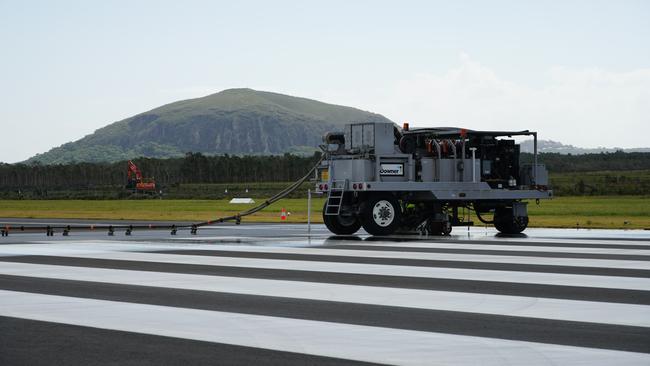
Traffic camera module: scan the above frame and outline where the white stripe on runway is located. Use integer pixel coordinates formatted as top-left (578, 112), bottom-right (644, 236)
top-left (5, 239), bottom-right (649, 258)
top-left (16, 240), bottom-right (632, 269)
top-left (146, 244), bottom-right (650, 270)
top-left (326, 241), bottom-right (650, 256)
top-left (24, 240), bottom-right (642, 270)
top-left (5, 249), bottom-right (648, 291)
top-left (175, 225), bottom-right (650, 241)
top-left (1, 290), bottom-right (648, 366)
top-left (2, 262), bottom-right (647, 326)
top-left (479, 236), bottom-right (650, 246)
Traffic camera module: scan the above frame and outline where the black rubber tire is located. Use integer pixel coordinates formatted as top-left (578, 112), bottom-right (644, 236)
top-left (322, 203), bottom-right (361, 235)
top-left (429, 216), bottom-right (452, 236)
top-left (441, 220), bottom-right (453, 236)
top-left (494, 207), bottom-right (528, 234)
top-left (360, 194), bottom-right (402, 236)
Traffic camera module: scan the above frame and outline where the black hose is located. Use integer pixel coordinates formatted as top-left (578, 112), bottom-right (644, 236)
top-left (192, 154), bottom-right (324, 227)
top-left (472, 204), bottom-right (495, 225)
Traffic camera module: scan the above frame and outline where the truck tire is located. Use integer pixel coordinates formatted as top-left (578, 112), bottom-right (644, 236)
top-left (429, 217), bottom-right (452, 236)
top-left (360, 194), bottom-right (402, 236)
top-left (322, 203), bottom-right (361, 235)
top-left (494, 207), bottom-right (528, 234)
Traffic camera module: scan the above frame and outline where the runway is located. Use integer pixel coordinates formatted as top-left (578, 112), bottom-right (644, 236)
top-left (1, 222), bottom-right (649, 365)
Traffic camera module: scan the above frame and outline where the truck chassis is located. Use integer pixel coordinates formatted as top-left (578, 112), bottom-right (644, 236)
top-left (316, 122), bottom-right (552, 236)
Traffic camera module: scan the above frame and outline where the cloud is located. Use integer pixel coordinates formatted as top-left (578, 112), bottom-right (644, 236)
top-left (356, 54), bottom-right (650, 148)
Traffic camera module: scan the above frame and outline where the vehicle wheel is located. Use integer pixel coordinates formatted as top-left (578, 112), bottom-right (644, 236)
top-left (360, 194), bottom-right (402, 236)
top-left (429, 216), bottom-right (452, 236)
top-left (494, 207), bottom-right (528, 234)
top-left (322, 203), bottom-right (361, 235)
top-left (441, 220), bottom-right (452, 235)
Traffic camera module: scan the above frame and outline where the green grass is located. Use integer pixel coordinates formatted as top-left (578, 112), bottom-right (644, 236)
top-left (0, 198), bottom-right (326, 223)
top-left (1, 196), bottom-right (648, 229)
top-left (527, 195), bottom-right (650, 229)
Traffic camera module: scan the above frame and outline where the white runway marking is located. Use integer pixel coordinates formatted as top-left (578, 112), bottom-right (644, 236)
top-left (5, 244), bottom-right (648, 290)
top-left (2, 262), bottom-right (647, 326)
top-left (486, 236), bottom-right (650, 246)
top-left (1, 290), bottom-right (648, 366)
top-left (6, 240), bottom-right (646, 269)
top-left (24, 250), bottom-right (649, 291)
top-left (151, 244), bottom-right (650, 270)
top-left (333, 241), bottom-right (650, 256)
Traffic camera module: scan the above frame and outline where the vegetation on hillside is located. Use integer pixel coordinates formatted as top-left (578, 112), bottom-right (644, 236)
top-left (520, 140), bottom-right (650, 154)
top-left (26, 88), bottom-right (391, 164)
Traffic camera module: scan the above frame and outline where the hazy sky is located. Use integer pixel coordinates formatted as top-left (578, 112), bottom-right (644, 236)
top-left (1, 0), bottom-right (649, 163)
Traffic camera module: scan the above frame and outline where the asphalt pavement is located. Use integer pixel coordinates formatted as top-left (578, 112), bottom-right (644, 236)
top-left (1, 221), bottom-right (649, 365)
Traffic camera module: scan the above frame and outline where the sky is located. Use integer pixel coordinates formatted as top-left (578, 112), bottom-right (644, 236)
top-left (1, 0), bottom-right (649, 163)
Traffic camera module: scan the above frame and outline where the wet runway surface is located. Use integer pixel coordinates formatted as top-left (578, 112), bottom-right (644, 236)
top-left (1, 221), bottom-right (649, 365)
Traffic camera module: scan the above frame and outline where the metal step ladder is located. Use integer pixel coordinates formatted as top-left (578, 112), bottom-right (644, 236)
top-left (325, 180), bottom-right (347, 216)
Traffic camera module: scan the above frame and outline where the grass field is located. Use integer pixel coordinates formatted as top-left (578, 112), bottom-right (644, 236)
top-left (1, 196), bottom-right (649, 229)
top-left (0, 199), bottom-right (327, 223)
top-left (527, 196), bottom-right (650, 229)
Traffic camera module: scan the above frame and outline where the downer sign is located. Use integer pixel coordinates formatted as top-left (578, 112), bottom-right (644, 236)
top-left (379, 163), bottom-right (404, 176)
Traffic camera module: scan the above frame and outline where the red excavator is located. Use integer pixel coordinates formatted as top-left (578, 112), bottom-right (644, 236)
top-left (126, 160), bottom-right (157, 193)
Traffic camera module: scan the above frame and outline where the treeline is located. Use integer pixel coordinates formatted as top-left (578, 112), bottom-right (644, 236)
top-left (0, 153), bottom-right (322, 189)
top-left (1, 151), bottom-right (649, 198)
top-left (549, 171), bottom-right (650, 196)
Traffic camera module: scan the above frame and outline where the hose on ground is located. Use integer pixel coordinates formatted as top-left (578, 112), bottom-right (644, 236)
top-left (192, 155), bottom-right (324, 227)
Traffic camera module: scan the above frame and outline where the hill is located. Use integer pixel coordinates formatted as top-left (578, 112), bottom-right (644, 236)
top-left (27, 88), bottom-right (392, 164)
top-left (520, 139), bottom-right (650, 154)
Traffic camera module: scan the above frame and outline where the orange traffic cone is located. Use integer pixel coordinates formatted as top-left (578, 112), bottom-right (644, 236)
top-left (281, 208), bottom-right (287, 221)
